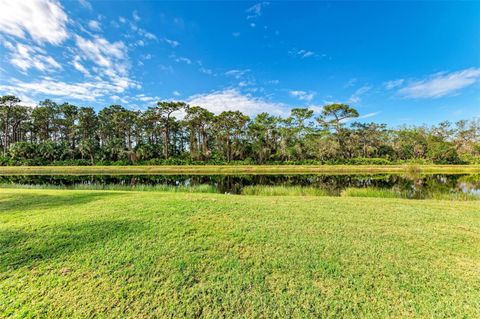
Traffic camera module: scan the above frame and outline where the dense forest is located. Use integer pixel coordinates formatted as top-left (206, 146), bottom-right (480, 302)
top-left (0, 95), bottom-right (479, 165)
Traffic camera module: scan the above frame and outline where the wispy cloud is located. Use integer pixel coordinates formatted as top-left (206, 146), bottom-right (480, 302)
top-left (87, 20), bottom-right (101, 31)
top-left (78, 0), bottom-right (92, 10)
top-left (289, 90), bottom-right (315, 102)
top-left (71, 55), bottom-right (90, 76)
top-left (359, 111), bottom-right (380, 120)
top-left (0, 0), bottom-right (141, 103)
top-left (0, 0), bottom-right (68, 45)
top-left (246, 2), bottom-right (270, 19)
top-left (159, 64), bottom-right (174, 73)
top-left (0, 76), bottom-right (127, 101)
top-left (289, 48), bottom-right (316, 59)
top-left (132, 10), bottom-right (141, 22)
top-left (199, 67), bottom-right (214, 75)
top-left (341, 111), bottom-right (380, 123)
top-left (344, 78), bottom-right (357, 88)
top-left (172, 56), bottom-right (192, 64)
top-left (135, 94), bottom-right (160, 102)
top-left (397, 68), bottom-right (480, 98)
top-left (197, 61), bottom-right (215, 76)
top-left (225, 69), bottom-right (251, 79)
top-left (348, 85), bottom-right (371, 104)
top-left (163, 37), bottom-right (180, 47)
top-left (383, 79), bottom-right (404, 90)
top-left (6, 42), bottom-right (62, 73)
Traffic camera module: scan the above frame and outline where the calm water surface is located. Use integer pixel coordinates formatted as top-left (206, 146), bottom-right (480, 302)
top-left (1, 174), bottom-right (479, 199)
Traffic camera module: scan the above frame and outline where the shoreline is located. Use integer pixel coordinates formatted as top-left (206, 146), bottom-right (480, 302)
top-left (0, 164), bottom-right (478, 175)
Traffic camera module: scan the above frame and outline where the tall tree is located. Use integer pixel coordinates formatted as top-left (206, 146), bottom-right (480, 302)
top-left (78, 107), bottom-right (98, 163)
top-left (32, 99), bottom-right (59, 143)
top-left (214, 111), bottom-right (250, 161)
top-left (156, 101), bottom-right (186, 159)
top-left (317, 104), bottom-right (359, 158)
top-left (0, 95), bottom-right (21, 155)
top-left (185, 106), bottom-right (214, 160)
top-left (58, 102), bottom-right (78, 149)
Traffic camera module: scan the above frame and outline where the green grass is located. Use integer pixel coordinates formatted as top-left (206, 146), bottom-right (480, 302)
top-left (1, 189), bottom-right (479, 318)
top-left (241, 185), bottom-right (329, 196)
top-left (341, 187), bottom-right (405, 198)
top-left (0, 164), bottom-right (479, 175)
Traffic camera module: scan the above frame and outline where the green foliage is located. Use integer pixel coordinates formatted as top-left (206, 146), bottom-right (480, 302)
top-left (341, 187), bottom-right (405, 198)
top-left (241, 185), bottom-right (329, 196)
top-left (1, 95), bottom-right (479, 165)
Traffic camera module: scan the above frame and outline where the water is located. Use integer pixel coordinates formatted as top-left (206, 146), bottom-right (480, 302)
top-left (1, 174), bottom-right (479, 199)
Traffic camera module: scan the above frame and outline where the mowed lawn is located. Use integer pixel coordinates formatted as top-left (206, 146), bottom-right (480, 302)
top-left (0, 189), bottom-right (479, 318)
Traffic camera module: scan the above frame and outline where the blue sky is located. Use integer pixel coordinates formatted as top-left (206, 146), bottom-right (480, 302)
top-left (0, 0), bottom-right (479, 126)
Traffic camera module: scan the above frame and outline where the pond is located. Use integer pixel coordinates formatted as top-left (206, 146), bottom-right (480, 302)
top-left (1, 174), bottom-right (479, 199)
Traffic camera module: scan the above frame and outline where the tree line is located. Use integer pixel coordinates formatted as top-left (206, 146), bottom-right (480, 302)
top-left (1, 95), bottom-right (479, 165)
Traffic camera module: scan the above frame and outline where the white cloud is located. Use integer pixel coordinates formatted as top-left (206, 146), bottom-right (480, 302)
top-left (289, 90), bottom-right (315, 102)
top-left (159, 64), bottom-right (174, 73)
top-left (132, 10), bottom-right (141, 22)
top-left (136, 94), bottom-right (159, 102)
top-left (344, 78), bottom-right (357, 88)
top-left (246, 2), bottom-right (269, 19)
top-left (0, 76), bottom-right (134, 101)
top-left (232, 32), bottom-right (241, 37)
top-left (145, 33), bottom-right (158, 41)
top-left (358, 111), bottom-right (380, 120)
top-left (188, 89), bottom-right (287, 116)
top-left (383, 79), bottom-right (404, 90)
top-left (289, 48), bottom-right (316, 59)
top-left (172, 90), bottom-right (181, 96)
top-left (199, 67), bottom-right (214, 75)
top-left (3, 34), bottom-right (140, 100)
top-left (111, 95), bottom-right (129, 104)
top-left (71, 55), bottom-right (90, 76)
top-left (238, 81), bottom-right (255, 87)
top-left (0, 0), bottom-right (68, 45)
top-left (348, 85), bottom-right (371, 104)
top-left (74, 35), bottom-right (127, 72)
top-left (164, 38), bottom-right (180, 47)
top-left (87, 20), bottom-right (101, 31)
top-left (8, 43), bottom-right (62, 72)
top-left (397, 68), bottom-right (480, 98)
top-left (173, 56), bottom-right (192, 64)
top-left (0, 0), bottom-right (141, 104)
top-left (341, 111), bottom-right (380, 123)
top-left (78, 0), bottom-right (92, 10)
top-left (225, 69), bottom-right (250, 79)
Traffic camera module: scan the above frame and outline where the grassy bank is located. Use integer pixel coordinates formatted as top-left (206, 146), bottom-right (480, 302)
top-left (241, 185), bottom-right (329, 196)
top-left (1, 189), bottom-right (479, 318)
top-left (341, 187), bottom-right (480, 201)
top-left (0, 183), bottom-right (218, 193)
top-left (1, 183), bottom-right (478, 200)
top-left (0, 164), bottom-right (479, 175)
